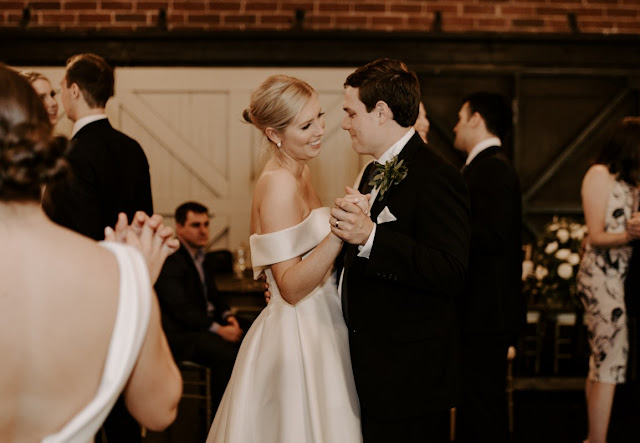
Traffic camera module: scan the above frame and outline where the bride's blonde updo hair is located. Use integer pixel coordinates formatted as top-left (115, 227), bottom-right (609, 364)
top-left (243, 75), bottom-right (316, 148)
top-left (0, 64), bottom-right (67, 202)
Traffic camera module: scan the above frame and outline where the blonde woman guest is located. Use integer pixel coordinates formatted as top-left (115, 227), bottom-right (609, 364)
top-left (577, 117), bottom-right (640, 443)
top-left (207, 75), bottom-right (363, 442)
top-left (0, 64), bottom-right (182, 442)
top-left (19, 69), bottom-right (59, 126)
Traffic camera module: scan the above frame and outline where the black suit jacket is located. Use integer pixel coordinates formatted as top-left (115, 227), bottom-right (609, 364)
top-left (342, 132), bottom-right (471, 418)
top-left (154, 243), bottom-right (231, 355)
top-left (460, 146), bottom-right (525, 342)
top-left (44, 119), bottom-right (153, 240)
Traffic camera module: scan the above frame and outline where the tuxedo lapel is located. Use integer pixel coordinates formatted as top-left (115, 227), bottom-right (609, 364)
top-left (369, 133), bottom-right (421, 219)
top-left (345, 133), bottom-right (422, 281)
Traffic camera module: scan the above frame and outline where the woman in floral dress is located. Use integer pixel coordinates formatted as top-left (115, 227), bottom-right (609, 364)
top-left (577, 117), bottom-right (640, 443)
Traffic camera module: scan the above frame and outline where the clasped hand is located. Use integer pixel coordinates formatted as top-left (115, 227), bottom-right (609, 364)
top-left (330, 186), bottom-right (373, 246)
top-left (104, 211), bottom-right (180, 283)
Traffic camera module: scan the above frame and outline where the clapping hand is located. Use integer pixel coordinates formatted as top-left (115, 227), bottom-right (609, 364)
top-left (104, 211), bottom-right (180, 283)
top-left (330, 187), bottom-right (374, 245)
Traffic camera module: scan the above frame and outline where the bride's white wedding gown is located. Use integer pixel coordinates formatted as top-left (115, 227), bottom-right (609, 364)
top-left (207, 207), bottom-right (362, 443)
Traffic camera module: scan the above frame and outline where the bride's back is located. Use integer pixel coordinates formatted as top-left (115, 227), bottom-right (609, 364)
top-left (0, 216), bottom-right (120, 442)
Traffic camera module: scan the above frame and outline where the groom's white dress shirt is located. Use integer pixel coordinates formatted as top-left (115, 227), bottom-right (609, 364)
top-left (358, 127), bottom-right (415, 259)
top-left (338, 128), bottom-right (415, 294)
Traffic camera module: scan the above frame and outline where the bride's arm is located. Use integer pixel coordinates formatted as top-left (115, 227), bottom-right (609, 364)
top-left (258, 170), bottom-right (342, 305)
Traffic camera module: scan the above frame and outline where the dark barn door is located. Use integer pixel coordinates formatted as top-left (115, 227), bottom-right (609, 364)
top-left (418, 69), bottom-right (640, 241)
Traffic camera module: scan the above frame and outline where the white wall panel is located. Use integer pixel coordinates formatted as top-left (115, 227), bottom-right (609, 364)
top-left (19, 66), bottom-right (366, 252)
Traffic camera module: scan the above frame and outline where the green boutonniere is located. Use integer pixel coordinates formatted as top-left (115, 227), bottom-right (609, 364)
top-left (369, 155), bottom-right (408, 197)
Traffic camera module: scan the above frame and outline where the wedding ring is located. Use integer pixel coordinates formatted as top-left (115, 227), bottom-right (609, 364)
top-left (335, 220), bottom-right (339, 228)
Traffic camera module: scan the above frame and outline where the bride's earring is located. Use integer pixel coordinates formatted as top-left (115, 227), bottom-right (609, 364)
top-left (276, 141), bottom-right (282, 148)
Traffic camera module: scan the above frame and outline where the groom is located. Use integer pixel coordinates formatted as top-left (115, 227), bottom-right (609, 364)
top-left (331, 59), bottom-right (471, 442)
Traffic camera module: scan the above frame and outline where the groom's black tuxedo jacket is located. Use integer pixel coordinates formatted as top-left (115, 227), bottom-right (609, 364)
top-left (342, 132), bottom-right (471, 419)
top-left (44, 119), bottom-right (153, 240)
top-left (460, 146), bottom-right (525, 342)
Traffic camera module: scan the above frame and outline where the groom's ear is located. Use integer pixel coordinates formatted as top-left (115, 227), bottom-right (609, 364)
top-left (375, 101), bottom-right (392, 123)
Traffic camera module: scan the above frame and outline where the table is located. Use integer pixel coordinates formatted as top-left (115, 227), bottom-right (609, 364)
top-left (214, 272), bottom-right (266, 329)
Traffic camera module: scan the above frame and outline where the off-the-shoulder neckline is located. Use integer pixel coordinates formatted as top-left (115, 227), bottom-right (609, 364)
top-left (251, 207), bottom-right (328, 239)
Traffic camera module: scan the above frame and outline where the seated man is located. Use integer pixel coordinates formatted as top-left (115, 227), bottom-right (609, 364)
top-left (155, 201), bottom-right (242, 415)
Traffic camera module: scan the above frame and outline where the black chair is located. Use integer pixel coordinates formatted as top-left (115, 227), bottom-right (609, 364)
top-left (179, 361), bottom-right (213, 427)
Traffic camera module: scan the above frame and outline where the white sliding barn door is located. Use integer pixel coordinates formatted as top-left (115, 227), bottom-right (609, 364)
top-left (21, 66), bottom-right (364, 251)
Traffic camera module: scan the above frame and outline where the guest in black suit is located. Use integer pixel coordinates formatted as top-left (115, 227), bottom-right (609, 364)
top-left (155, 201), bottom-right (242, 415)
top-left (44, 53), bottom-right (153, 241)
top-left (331, 59), bottom-right (471, 443)
top-left (452, 92), bottom-right (524, 442)
top-left (41, 53), bottom-right (154, 442)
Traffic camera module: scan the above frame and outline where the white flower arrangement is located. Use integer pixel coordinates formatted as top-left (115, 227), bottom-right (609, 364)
top-left (522, 216), bottom-right (586, 308)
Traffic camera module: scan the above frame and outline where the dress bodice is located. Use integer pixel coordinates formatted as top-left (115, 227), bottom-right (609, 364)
top-left (43, 242), bottom-right (151, 443)
top-left (604, 179), bottom-right (637, 234)
top-left (209, 208), bottom-right (361, 443)
top-left (582, 178), bottom-right (638, 279)
top-left (250, 207), bottom-right (331, 279)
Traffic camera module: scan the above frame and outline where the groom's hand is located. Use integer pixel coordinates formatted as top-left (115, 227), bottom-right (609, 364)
top-left (331, 193), bottom-right (374, 246)
top-left (344, 187), bottom-right (371, 215)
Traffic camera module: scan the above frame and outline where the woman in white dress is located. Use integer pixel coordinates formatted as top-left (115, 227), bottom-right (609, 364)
top-left (0, 64), bottom-right (182, 442)
top-left (207, 75), bottom-right (362, 442)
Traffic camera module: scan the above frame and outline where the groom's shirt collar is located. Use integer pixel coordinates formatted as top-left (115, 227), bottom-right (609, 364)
top-left (465, 136), bottom-right (501, 166)
top-left (354, 128), bottom-right (415, 262)
top-left (376, 128), bottom-right (415, 165)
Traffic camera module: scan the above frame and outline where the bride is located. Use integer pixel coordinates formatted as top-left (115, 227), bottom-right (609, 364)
top-left (207, 75), bottom-right (363, 442)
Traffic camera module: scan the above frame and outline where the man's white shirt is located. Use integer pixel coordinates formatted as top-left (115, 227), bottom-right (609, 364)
top-left (357, 127), bottom-right (415, 259)
top-left (337, 128), bottom-right (415, 295)
top-left (464, 136), bottom-right (501, 166)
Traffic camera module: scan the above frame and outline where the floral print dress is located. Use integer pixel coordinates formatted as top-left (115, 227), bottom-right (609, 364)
top-left (577, 178), bottom-right (637, 384)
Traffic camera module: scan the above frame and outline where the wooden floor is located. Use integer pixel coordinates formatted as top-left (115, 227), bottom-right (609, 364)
top-left (146, 379), bottom-right (574, 443)
top-left (144, 375), bottom-right (640, 443)
top-left (143, 309), bottom-right (640, 443)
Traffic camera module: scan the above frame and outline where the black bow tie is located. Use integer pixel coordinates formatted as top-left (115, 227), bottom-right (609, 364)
top-left (361, 162), bottom-right (380, 194)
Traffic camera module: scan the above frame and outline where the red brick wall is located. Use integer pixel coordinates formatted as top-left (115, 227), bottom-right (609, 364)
top-left (1, 0), bottom-right (639, 34)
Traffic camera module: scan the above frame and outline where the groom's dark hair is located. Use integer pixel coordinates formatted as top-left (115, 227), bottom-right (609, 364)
top-left (344, 58), bottom-right (420, 128)
top-left (175, 201), bottom-right (209, 225)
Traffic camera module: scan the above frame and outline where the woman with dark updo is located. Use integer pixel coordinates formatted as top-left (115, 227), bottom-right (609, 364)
top-left (0, 64), bottom-right (182, 442)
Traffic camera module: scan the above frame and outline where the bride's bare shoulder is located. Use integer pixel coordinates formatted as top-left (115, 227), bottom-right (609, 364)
top-left (255, 164), bottom-right (298, 201)
top-left (257, 162), bottom-right (297, 184)
top-left (253, 166), bottom-right (305, 233)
